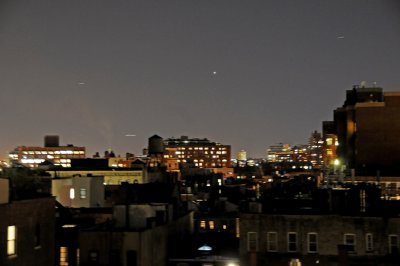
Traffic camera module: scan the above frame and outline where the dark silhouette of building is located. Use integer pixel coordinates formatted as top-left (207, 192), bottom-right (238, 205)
top-left (329, 84), bottom-right (400, 175)
top-left (0, 178), bottom-right (56, 266)
top-left (239, 178), bottom-right (400, 266)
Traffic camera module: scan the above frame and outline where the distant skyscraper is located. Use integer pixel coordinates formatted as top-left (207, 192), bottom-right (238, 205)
top-left (237, 150), bottom-right (247, 161)
top-left (308, 130), bottom-right (324, 168)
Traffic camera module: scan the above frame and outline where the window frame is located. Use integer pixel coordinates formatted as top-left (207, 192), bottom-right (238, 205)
top-left (365, 233), bottom-right (373, 252)
top-left (79, 188), bottom-right (87, 199)
top-left (267, 231), bottom-right (278, 252)
top-left (287, 232), bottom-right (297, 252)
top-left (7, 225), bottom-right (17, 257)
top-left (247, 232), bottom-right (258, 252)
top-left (307, 232), bottom-right (318, 253)
top-left (388, 234), bottom-right (399, 254)
top-left (344, 233), bottom-right (356, 252)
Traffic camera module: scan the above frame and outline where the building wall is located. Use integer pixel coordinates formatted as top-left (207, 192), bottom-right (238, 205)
top-left (52, 178), bottom-right (73, 206)
top-left (355, 95), bottom-right (400, 170)
top-left (333, 88), bottom-right (400, 175)
top-left (52, 176), bottom-right (104, 208)
top-left (78, 211), bottom-right (193, 266)
top-left (0, 197), bottom-right (55, 266)
top-left (0, 178), bottom-right (9, 204)
top-left (240, 213), bottom-right (400, 266)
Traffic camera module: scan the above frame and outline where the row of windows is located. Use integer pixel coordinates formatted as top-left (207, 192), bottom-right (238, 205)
top-left (20, 150), bottom-right (85, 155)
top-left (172, 146), bottom-right (228, 151)
top-left (199, 219), bottom-right (241, 238)
top-left (69, 188), bottom-right (87, 199)
top-left (60, 247), bottom-right (81, 266)
top-left (247, 232), bottom-right (400, 253)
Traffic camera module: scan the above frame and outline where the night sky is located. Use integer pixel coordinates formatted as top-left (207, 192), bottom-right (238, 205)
top-left (1, 0), bottom-right (400, 159)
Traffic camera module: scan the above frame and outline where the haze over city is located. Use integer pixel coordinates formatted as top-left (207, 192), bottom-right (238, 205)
top-left (1, 0), bottom-right (400, 158)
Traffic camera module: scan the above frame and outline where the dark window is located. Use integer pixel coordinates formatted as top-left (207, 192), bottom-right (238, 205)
top-left (126, 250), bottom-right (137, 266)
top-left (288, 232), bottom-right (297, 252)
top-left (34, 224), bottom-right (41, 247)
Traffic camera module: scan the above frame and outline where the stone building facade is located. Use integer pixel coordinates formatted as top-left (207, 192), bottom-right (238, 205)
top-left (240, 213), bottom-right (400, 266)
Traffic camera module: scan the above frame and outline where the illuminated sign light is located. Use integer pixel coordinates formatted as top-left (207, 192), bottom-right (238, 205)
top-left (198, 245), bottom-right (212, 251)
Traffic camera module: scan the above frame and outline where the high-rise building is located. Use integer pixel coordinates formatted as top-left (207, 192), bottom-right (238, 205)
top-left (329, 83), bottom-right (400, 175)
top-left (163, 136), bottom-right (231, 168)
top-left (308, 130), bottom-right (324, 168)
top-left (8, 136), bottom-right (85, 168)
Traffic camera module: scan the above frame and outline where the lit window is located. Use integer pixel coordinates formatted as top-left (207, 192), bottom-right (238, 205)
top-left (344, 234), bottom-right (356, 252)
top-left (288, 232), bottom-right (297, 252)
top-left (69, 188), bottom-right (75, 199)
top-left (7, 225), bottom-right (17, 256)
top-left (235, 218), bottom-right (240, 238)
top-left (366, 233), bottom-right (373, 252)
top-left (222, 224), bottom-right (227, 230)
top-left (79, 188), bottom-right (87, 199)
top-left (267, 232), bottom-right (278, 252)
top-left (200, 220), bottom-right (206, 229)
top-left (307, 233), bottom-right (318, 253)
top-left (209, 221), bottom-right (215, 230)
top-left (326, 138), bottom-right (333, 145)
top-left (60, 246), bottom-right (68, 266)
top-left (77, 248), bottom-right (80, 266)
top-left (247, 232), bottom-right (258, 251)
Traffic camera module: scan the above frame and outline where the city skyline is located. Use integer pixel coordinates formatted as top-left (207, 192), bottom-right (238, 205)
top-left (1, 0), bottom-right (400, 158)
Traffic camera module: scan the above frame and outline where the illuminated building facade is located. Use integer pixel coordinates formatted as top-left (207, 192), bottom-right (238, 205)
top-left (331, 84), bottom-right (400, 175)
top-left (308, 130), bottom-right (324, 168)
top-left (237, 150), bottom-right (247, 161)
top-left (322, 121), bottom-right (338, 167)
top-left (266, 143), bottom-right (292, 163)
top-left (163, 136), bottom-right (231, 168)
top-left (8, 136), bottom-right (85, 168)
